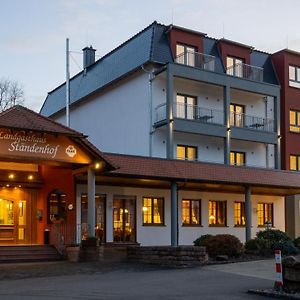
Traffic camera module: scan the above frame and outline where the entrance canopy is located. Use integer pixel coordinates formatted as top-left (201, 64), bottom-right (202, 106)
top-left (0, 105), bottom-right (115, 176)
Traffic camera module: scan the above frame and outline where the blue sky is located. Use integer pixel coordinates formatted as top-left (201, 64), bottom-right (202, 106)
top-left (1, 0), bottom-right (300, 111)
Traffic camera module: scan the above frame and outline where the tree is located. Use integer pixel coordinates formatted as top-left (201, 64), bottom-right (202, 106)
top-left (0, 78), bottom-right (24, 112)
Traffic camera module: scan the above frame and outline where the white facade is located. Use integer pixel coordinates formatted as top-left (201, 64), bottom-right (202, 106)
top-left (76, 184), bottom-right (285, 245)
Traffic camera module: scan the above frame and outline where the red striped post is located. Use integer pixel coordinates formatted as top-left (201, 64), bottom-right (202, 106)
top-left (274, 250), bottom-right (283, 290)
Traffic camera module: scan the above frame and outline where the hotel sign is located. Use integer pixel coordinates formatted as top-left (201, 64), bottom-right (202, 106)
top-left (0, 129), bottom-right (92, 164)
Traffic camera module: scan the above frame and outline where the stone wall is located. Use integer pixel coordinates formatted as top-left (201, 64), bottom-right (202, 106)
top-left (127, 245), bottom-right (208, 268)
top-left (282, 255), bottom-right (300, 293)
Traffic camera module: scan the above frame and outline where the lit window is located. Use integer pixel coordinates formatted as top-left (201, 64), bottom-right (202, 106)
top-left (230, 103), bottom-right (245, 127)
top-left (290, 155), bottom-right (300, 171)
top-left (176, 94), bottom-right (197, 119)
top-left (230, 151), bottom-right (246, 166)
top-left (176, 44), bottom-right (196, 66)
top-left (226, 56), bottom-right (244, 77)
top-left (257, 203), bottom-right (273, 227)
top-left (234, 202), bottom-right (245, 226)
top-left (48, 191), bottom-right (66, 223)
top-left (177, 145), bottom-right (197, 161)
top-left (182, 199), bottom-right (201, 226)
top-left (289, 65), bottom-right (300, 88)
top-left (142, 197), bottom-right (164, 225)
top-left (209, 200), bottom-right (227, 226)
top-left (0, 199), bottom-right (14, 225)
top-left (289, 110), bottom-right (300, 132)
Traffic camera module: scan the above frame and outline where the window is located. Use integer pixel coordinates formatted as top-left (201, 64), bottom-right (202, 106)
top-left (209, 200), bottom-right (227, 226)
top-left (0, 199), bottom-right (14, 225)
top-left (290, 155), bottom-right (300, 171)
top-left (227, 56), bottom-right (244, 77)
top-left (176, 94), bottom-right (197, 119)
top-left (257, 203), bottom-right (273, 227)
top-left (81, 194), bottom-right (106, 241)
top-left (230, 103), bottom-right (245, 127)
top-left (177, 145), bottom-right (197, 161)
top-left (234, 202), bottom-right (245, 226)
top-left (142, 197), bottom-right (164, 225)
top-left (290, 110), bottom-right (300, 132)
top-left (176, 44), bottom-right (196, 66)
top-left (182, 199), bottom-right (201, 226)
top-left (48, 190), bottom-right (66, 223)
top-left (289, 65), bottom-right (300, 88)
top-left (230, 151), bottom-right (246, 166)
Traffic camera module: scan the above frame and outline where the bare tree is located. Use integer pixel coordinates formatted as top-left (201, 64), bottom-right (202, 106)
top-left (0, 78), bottom-right (24, 112)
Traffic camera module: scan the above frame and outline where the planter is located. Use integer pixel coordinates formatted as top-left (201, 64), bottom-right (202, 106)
top-left (66, 246), bottom-right (81, 262)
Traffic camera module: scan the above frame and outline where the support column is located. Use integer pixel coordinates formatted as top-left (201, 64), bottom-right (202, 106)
top-left (87, 166), bottom-right (96, 237)
top-left (171, 181), bottom-right (178, 246)
top-left (245, 185), bottom-right (252, 242)
top-left (274, 94), bottom-right (281, 169)
top-left (166, 65), bottom-right (174, 159)
top-left (223, 85), bottom-right (231, 165)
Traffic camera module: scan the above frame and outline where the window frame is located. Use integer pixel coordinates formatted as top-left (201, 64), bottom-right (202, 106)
top-left (47, 191), bottom-right (67, 224)
top-left (230, 103), bottom-right (245, 127)
top-left (234, 201), bottom-right (246, 227)
top-left (176, 43), bottom-right (197, 66)
top-left (226, 56), bottom-right (244, 77)
top-left (208, 200), bottom-right (227, 227)
top-left (176, 93), bottom-right (198, 119)
top-left (257, 203), bottom-right (274, 227)
top-left (181, 199), bottom-right (202, 227)
top-left (289, 65), bottom-right (300, 89)
top-left (289, 109), bottom-right (300, 133)
top-left (290, 154), bottom-right (300, 171)
top-left (142, 197), bottom-right (165, 226)
top-left (230, 151), bottom-right (246, 166)
top-left (177, 144), bottom-right (198, 161)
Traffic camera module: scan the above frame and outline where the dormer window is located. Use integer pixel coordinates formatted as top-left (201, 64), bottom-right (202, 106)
top-left (176, 44), bottom-right (196, 67)
top-left (226, 56), bottom-right (244, 77)
top-left (289, 65), bottom-right (300, 88)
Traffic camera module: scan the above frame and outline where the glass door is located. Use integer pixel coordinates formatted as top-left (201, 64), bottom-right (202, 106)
top-left (113, 196), bottom-right (136, 243)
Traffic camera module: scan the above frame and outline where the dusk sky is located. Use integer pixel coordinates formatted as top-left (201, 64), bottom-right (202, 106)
top-left (1, 0), bottom-right (300, 111)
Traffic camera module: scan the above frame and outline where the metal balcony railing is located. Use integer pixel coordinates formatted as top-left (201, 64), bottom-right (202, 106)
top-left (154, 103), bottom-right (224, 125)
top-left (230, 112), bottom-right (274, 132)
top-left (175, 51), bottom-right (215, 71)
top-left (226, 62), bottom-right (264, 82)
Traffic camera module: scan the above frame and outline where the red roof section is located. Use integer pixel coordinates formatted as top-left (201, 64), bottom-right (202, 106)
top-left (0, 105), bottom-right (83, 136)
top-left (105, 153), bottom-right (300, 189)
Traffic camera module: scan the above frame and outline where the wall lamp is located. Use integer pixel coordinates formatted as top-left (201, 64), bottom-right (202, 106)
top-left (227, 127), bottom-right (231, 132)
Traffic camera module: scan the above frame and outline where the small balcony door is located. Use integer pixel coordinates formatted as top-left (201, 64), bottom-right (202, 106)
top-left (113, 196), bottom-right (136, 243)
top-left (176, 94), bottom-right (197, 119)
top-left (230, 103), bottom-right (245, 128)
top-left (176, 44), bottom-right (196, 66)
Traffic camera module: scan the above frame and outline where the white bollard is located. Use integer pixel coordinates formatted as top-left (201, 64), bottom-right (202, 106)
top-left (274, 250), bottom-right (283, 290)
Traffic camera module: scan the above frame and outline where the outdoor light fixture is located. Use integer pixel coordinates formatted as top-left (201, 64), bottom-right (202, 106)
top-left (227, 127), bottom-right (231, 132)
top-left (142, 207), bottom-right (148, 212)
top-left (95, 162), bottom-right (101, 169)
top-left (6, 184), bottom-right (10, 188)
top-left (278, 135), bottom-right (282, 139)
top-left (28, 175), bottom-right (34, 180)
top-left (8, 173), bottom-right (15, 179)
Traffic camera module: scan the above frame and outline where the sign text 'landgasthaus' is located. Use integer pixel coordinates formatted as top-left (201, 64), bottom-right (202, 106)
top-left (0, 129), bottom-right (91, 164)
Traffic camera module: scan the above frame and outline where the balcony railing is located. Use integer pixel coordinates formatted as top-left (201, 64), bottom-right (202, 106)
top-left (226, 63), bottom-right (263, 82)
top-left (230, 112), bottom-right (274, 132)
top-left (175, 103), bottom-right (224, 124)
top-left (175, 51), bottom-right (215, 71)
top-left (154, 103), bottom-right (224, 125)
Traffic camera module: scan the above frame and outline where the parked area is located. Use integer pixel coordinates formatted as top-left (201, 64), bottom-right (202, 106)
top-left (0, 260), bottom-right (276, 300)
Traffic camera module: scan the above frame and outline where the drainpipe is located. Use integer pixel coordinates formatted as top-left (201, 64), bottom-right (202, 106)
top-left (264, 97), bottom-right (269, 168)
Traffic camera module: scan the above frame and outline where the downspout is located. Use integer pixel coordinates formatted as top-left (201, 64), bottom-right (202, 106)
top-left (264, 97), bottom-right (269, 168)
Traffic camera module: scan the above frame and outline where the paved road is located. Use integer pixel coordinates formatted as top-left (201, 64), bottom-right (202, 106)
top-left (0, 260), bottom-right (274, 300)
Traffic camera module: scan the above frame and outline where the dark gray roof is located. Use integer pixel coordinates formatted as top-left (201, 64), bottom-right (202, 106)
top-left (41, 22), bottom-right (173, 117)
top-left (41, 21), bottom-right (279, 117)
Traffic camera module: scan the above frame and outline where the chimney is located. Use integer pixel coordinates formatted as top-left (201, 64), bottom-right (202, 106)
top-left (82, 46), bottom-right (96, 69)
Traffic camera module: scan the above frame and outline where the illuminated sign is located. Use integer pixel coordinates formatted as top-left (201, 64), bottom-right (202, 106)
top-left (0, 129), bottom-right (92, 164)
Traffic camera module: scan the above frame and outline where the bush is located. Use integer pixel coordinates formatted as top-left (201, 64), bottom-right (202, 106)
top-left (204, 234), bottom-right (243, 258)
top-left (193, 234), bottom-right (214, 247)
top-left (256, 229), bottom-right (291, 247)
top-left (245, 238), bottom-right (271, 256)
top-left (294, 237), bottom-right (300, 249)
top-left (273, 241), bottom-right (300, 255)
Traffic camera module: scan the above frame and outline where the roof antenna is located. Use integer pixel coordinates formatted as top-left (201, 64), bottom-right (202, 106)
top-left (222, 22), bottom-right (225, 38)
top-left (171, 8), bottom-right (174, 24)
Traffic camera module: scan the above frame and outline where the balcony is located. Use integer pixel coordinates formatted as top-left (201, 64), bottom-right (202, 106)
top-left (155, 103), bottom-right (274, 133)
top-left (230, 111), bottom-right (274, 132)
top-left (226, 63), bottom-right (263, 82)
top-left (155, 103), bottom-right (223, 125)
top-left (175, 51), bottom-right (215, 71)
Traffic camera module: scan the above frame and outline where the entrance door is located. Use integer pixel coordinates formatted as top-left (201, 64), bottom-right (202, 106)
top-left (0, 198), bottom-right (31, 244)
top-left (113, 196), bottom-right (136, 242)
